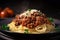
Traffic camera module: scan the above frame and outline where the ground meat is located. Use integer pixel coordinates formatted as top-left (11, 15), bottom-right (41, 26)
top-left (35, 21), bottom-right (41, 27)
top-left (22, 18), bottom-right (27, 26)
top-left (27, 23), bottom-right (34, 29)
top-left (20, 15), bottom-right (25, 19)
top-left (15, 22), bottom-right (20, 26)
top-left (31, 15), bottom-right (36, 21)
top-left (36, 16), bottom-right (41, 21)
top-left (44, 18), bottom-right (51, 24)
top-left (13, 11), bottom-right (52, 29)
top-left (15, 14), bottom-right (20, 19)
top-left (40, 13), bottom-right (46, 18)
top-left (33, 12), bottom-right (39, 16)
top-left (18, 19), bottom-right (22, 24)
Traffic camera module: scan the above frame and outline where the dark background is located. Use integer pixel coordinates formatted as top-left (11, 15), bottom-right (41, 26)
top-left (0, 0), bottom-right (60, 19)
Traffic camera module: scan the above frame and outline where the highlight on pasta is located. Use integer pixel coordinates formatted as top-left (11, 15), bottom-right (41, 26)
top-left (8, 9), bottom-right (55, 34)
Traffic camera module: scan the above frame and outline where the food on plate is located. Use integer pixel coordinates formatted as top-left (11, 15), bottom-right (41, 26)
top-left (7, 9), bottom-right (55, 34)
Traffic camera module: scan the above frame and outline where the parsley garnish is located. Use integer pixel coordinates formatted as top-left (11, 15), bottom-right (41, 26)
top-left (24, 29), bottom-right (29, 34)
top-left (2, 24), bottom-right (9, 30)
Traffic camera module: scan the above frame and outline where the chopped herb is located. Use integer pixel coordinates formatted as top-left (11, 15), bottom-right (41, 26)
top-left (55, 27), bottom-right (60, 32)
top-left (48, 17), bottom-right (54, 22)
top-left (24, 29), bottom-right (29, 34)
top-left (2, 24), bottom-right (9, 30)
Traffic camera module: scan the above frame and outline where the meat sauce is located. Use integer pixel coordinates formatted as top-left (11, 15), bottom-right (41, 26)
top-left (13, 12), bottom-right (51, 29)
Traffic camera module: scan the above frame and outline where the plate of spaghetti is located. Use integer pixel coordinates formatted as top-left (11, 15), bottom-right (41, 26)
top-left (0, 9), bottom-right (56, 34)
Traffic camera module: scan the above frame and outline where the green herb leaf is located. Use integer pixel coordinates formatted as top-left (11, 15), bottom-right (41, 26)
top-left (55, 27), bottom-right (60, 32)
top-left (24, 29), bottom-right (29, 34)
top-left (2, 24), bottom-right (9, 30)
top-left (48, 17), bottom-right (54, 22)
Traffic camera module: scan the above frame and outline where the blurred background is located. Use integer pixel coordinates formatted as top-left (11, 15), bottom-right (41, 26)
top-left (0, 0), bottom-right (60, 19)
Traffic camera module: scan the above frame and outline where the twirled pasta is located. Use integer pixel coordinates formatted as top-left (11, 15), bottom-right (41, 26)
top-left (8, 9), bottom-right (55, 34)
